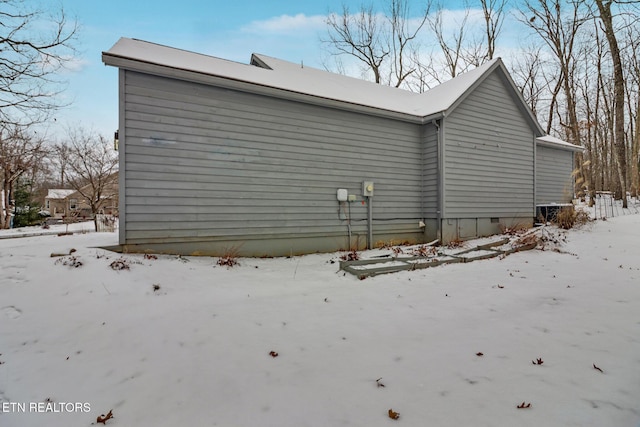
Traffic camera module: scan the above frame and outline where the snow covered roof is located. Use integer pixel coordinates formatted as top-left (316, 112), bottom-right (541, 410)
top-left (102, 38), bottom-right (536, 126)
top-left (536, 135), bottom-right (584, 152)
top-left (249, 51), bottom-right (500, 118)
top-left (46, 189), bottom-right (76, 199)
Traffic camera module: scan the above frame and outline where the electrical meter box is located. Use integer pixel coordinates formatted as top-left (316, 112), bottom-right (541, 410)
top-left (362, 181), bottom-right (374, 197)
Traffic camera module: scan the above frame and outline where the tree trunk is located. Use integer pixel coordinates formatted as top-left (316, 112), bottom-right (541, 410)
top-left (1, 179), bottom-right (12, 229)
top-left (595, 0), bottom-right (628, 208)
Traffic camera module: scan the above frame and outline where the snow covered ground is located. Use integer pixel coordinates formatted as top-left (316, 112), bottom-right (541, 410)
top-left (1, 216), bottom-right (639, 427)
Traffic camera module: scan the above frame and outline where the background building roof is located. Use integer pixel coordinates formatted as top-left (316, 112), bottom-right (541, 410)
top-left (46, 189), bottom-right (76, 199)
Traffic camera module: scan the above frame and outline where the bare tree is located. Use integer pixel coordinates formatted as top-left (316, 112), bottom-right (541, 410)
top-left (324, 4), bottom-right (387, 84)
top-left (50, 142), bottom-right (73, 187)
top-left (387, 0), bottom-right (431, 87)
top-left (595, 0), bottom-right (628, 206)
top-left (511, 45), bottom-right (547, 120)
top-left (63, 128), bottom-right (118, 231)
top-left (0, 0), bottom-right (78, 127)
top-left (421, 0), bottom-right (506, 83)
top-left (518, 0), bottom-right (596, 203)
top-left (519, 0), bottom-right (588, 142)
top-left (573, 27), bottom-right (604, 202)
top-left (480, 0), bottom-right (508, 60)
top-left (0, 125), bottom-right (47, 228)
top-left (625, 21), bottom-right (640, 197)
top-left (427, 3), bottom-right (470, 79)
top-left (323, 0), bottom-right (430, 88)
top-left (320, 0), bottom-right (639, 205)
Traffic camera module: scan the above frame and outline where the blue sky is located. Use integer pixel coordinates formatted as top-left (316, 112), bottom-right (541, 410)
top-left (54, 0), bottom-right (503, 140)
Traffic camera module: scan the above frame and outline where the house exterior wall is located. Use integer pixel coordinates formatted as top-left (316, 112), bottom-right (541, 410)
top-left (119, 70), bottom-right (429, 256)
top-left (43, 196), bottom-right (86, 219)
top-left (440, 71), bottom-right (535, 240)
top-left (420, 122), bottom-right (440, 241)
top-left (421, 122), bottom-right (439, 217)
top-left (536, 145), bottom-right (575, 204)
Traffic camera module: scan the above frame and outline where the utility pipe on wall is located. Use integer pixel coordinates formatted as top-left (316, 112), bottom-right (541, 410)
top-left (363, 181), bottom-right (374, 249)
top-left (366, 196), bottom-right (372, 249)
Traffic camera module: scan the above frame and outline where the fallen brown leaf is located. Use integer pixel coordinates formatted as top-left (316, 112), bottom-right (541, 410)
top-left (96, 409), bottom-right (114, 424)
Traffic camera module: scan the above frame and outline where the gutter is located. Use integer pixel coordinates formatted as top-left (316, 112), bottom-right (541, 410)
top-left (535, 138), bottom-right (585, 152)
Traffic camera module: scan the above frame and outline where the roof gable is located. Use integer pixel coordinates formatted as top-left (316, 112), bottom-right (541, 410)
top-left (415, 59), bottom-right (498, 117)
top-left (432, 60), bottom-right (544, 136)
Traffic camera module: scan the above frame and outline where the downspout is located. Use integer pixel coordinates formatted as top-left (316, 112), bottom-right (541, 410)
top-left (420, 124), bottom-right (425, 239)
top-left (571, 151), bottom-right (576, 201)
top-left (432, 118), bottom-right (442, 242)
top-left (533, 134), bottom-right (537, 217)
top-left (347, 201), bottom-right (352, 249)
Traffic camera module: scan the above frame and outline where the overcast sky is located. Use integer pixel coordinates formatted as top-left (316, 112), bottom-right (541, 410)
top-left (54, 0), bottom-right (520, 141)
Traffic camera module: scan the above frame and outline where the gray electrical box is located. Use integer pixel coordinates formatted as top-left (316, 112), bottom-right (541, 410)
top-left (362, 181), bottom-right (374, 197)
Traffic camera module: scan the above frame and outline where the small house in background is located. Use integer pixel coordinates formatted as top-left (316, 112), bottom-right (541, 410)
top-left (44, 174), bottom-right (119, 221)
top-left (102, 38), bottom-right (581, 256)
top-left (44, 189), bottom-right (76, 218)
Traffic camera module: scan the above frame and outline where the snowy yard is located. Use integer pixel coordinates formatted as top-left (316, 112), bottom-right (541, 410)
top-left (1, 216), bottom-right (639, 427)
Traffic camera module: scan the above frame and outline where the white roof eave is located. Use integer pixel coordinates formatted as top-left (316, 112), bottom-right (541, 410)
top-left (102, 47), bottom-right (425, 123)
top-left (536, 135), bottom-right (584, 152)
top-left (101, 38), bottom-right (537, 128)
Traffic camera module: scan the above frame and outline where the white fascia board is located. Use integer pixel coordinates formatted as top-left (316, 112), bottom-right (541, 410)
top-left (536, 135), bottom-right (584, 152)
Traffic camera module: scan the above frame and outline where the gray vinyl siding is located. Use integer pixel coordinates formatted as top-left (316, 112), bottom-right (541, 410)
top-left (442, 71), bottom-right (535, 218)
top-left (121, 71), bottom-right (424, 250)
top-left (536, 145), bottom-right (574, 204)
top-left (421, 123), bottom-right (438, 217)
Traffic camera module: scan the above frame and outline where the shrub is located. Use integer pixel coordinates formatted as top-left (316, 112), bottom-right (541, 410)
top-left (499, 221), bottom-right (529, 235)
top-left (109, 258), bottom-right (130, 270)
top-left (54, 256), bottom-right (83, 268)
top-left (217, 246), bottom-right (241, 267)
top-left (340, 235), bottom-right (362, 261)
top-left (574, 209), bottom-right (592, 227)
top-left (513, 232), bottom-right (540, 248)
top-left (446, 238), bottom-right (465, 249)
top-left (410, 245), bottom-right (437, 257)
top-left (340, 249), bottom-right (360, 261)
top-left (554, 206), bottom-right (591, 230)
top-left (554, 207), bottom-right (576, 229)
